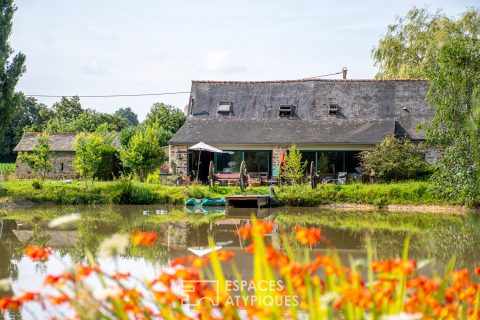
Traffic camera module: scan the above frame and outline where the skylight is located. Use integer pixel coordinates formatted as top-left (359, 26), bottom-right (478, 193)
top-left (279, 105), bottom-right (293, 117)
top-left (329, 104), bottom-right (338, 114)
top-left (217, 102), bottom-right (232, 114)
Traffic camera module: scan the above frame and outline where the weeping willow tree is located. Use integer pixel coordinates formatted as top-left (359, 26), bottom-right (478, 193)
top-left (372, 8), bottom-right (479, 79)
top-left (426, 36), bottom-right (480, 205)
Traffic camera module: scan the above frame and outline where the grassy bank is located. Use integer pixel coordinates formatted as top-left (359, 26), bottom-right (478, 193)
top-left (0, 180), bottom-right (462, 206)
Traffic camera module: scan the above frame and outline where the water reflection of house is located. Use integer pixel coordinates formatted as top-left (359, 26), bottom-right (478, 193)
top-left (169, 78), bottom-right (435, 180)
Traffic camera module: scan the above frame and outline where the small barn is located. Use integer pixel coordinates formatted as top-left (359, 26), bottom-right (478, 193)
top-left (14, 132), bottom-right (121, 180)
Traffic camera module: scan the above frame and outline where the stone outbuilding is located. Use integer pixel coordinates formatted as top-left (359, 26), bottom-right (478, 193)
top-left (14, 132), bottom-right (120, 179)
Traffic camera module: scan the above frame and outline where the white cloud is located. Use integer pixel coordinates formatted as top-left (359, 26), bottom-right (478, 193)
top-left (204, 50), bottom-right (245, 73)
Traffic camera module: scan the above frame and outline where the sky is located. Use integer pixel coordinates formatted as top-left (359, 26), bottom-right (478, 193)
top-left (10, 0), bottom-right (478, 121)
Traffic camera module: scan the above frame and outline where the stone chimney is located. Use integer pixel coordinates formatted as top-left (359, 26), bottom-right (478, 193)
top-left (342, 67), bottom-right (347, 80)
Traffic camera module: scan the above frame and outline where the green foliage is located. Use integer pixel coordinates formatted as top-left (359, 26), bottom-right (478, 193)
top-left (426, 33), bottom-right (480, 205)
top-left (0, 0), bottom-right (26, 143)
top-left (284, 145), bottom-right (308, 184)
top-left (0, 163), bottom-right (15, 174)
top-left (31, 179), bottom-right (41, 190)
top-left (44, 100), bottom-right (127, 133)
top-left (429, 139), bottom-right (480, 206)
top-left (143, 103), bottom-right (186, 141)
top-left (359, 135), bottom-right (434, 182)
top-left (0, 95), bottom-right (52, 162)
top-left (146, 169), bottom-right (161, 184)
top-left (120, 122), bottom-right (168, 181)
top-left (73, 133), bottom-right (104, 186)
top-left (0, 179), bottom-right (457, 206)
top-left (119, 126), bottom-right (137, 147)
top-left (94, 146), bottom-right (121, 181)
top-left (109, 175), bottom-right (155, 204)
top-left (115, 107), bottom-right (139, 126)
top-left (426, 36), bottom-right (480, 147)
top-left (18, 133), bottom-right (52, 181)
top-left (276, 182), bottom-right (443, 207)
top-left (372, 8), bottom-right (480, 79)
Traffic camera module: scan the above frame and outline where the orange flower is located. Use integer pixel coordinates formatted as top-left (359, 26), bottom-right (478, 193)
top-left (237, 220), bottom-right (274, 239)
top-left (111, 272), bottom-right (131, 280)
top-left (44, 273), bottom-right (73, 286)
top-left (24, 244), bottom-right (52, 261)
top-left (171, 256), bottom-right (195, 267)
top-left (0, 297), bottom-right (21, 310)
top-left (214, 250), bottom-right (235, 261)
top-left (237, 223), bottom-right (252, 239)
top-left (17, 292), bottom-right (40, 302)
top-left (295, 227), bottom-right (321, 246)
top-left (372, 258), bottom-right (416, 276)
top-left (474, 266), bottom-right (480, 275)
top-left (131, 231), bottom-right (158, 246)
top-left (49, 294), bottom-right (70, 305)
top-left (76, 265), bottom-right (100, 279)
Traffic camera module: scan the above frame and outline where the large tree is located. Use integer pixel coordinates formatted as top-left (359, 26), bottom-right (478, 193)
top-left (143, 103), bottom-right (185, 141)
top-left (0, 0), bottom-right (26, 142)
top-left (0, 94), bottom-right (52, 161)
top-left (372, 8), bottom-right (479, 79)
top-left (115, 107), bottom-right (139, 126)
top-left (43, 96), bottom-right (127, 132)
top-left (427, 36), bottom-right (480, 204)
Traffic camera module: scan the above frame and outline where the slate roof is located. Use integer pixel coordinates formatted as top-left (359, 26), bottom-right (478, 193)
top-left (14, 132), bottom-right (120, 152)
top-left (170, 79), bottom-right (434, 145)
top-left (170, 119), bottom-right (394, 145)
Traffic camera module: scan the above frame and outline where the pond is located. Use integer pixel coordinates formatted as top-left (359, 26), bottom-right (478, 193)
top-left (0, 205), bottom-right (480, 319)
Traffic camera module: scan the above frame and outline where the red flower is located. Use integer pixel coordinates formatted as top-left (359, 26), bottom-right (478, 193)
top-left (295, 227), bottom-right (321, 246)
top-left (25, 244), bottom-right (52, 261)
top-left (131, 231), bottom-right (158, 246)
top-left (474, 266), bottom-right (480, 275)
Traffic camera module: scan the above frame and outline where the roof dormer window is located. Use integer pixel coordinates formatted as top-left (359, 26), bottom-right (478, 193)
top-left (329, 104), bottom-right (338, 115)
top-left (217, 102), bottom-right (232, 114)
top-left (279, 105), bottom-right (293, 117)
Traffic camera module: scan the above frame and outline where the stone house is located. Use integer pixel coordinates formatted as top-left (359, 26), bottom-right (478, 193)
top-left (14, 132), bottom-right (120, 179)
top-left (168, 78), bottom-right (435, 181)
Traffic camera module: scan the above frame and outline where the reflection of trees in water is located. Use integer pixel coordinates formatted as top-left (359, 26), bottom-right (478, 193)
top-left (364, 214), bottom-right (480, 271)
top-left (275, 209), bottom-right (480, 273)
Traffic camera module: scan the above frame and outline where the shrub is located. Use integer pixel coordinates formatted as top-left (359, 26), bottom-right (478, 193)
top-left (31, 179), bottom-right (42, 190)
top-left (146, 170), bottom-right (161, 184)
top-left (429, 139), bottom-right (480, 206)
top-left (359, 135), bottom-right (435, 182)
top-left (284, 145), bottom-right (308, 184)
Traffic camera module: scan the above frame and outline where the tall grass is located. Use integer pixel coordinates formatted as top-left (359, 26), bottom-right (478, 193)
top-left (0, 180), bottom-right (459, 206)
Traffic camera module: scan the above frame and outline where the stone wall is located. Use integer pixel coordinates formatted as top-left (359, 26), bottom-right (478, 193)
top-left (169, 145), bottom-right (188, 175)
top-left (272, 145), bottom-right (287, 171)
top-left (16, 151), bottom-right (79, 179)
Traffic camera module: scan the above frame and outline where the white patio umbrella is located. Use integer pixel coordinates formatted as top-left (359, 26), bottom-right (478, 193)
top-left (188, 142), bottom-right (224, 180)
